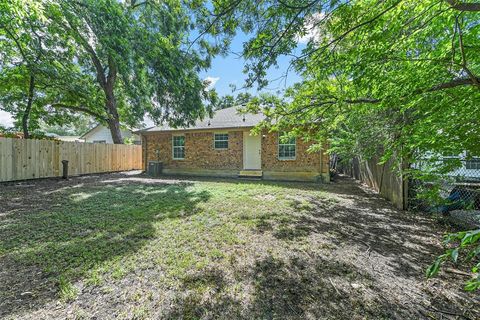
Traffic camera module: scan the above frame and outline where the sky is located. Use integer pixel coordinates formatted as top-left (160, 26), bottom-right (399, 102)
top-left (0, 33), bottom-right (307, 128)
top-left (200, 32), bottom-right (303, 97)
top-left (0, 110), bottom-right (14, 128)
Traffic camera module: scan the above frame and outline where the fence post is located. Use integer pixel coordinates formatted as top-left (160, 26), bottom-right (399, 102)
top-left (62, 160), bottom-right (69, 179)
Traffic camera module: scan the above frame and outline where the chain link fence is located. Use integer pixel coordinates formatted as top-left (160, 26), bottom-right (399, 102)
top-left (332, 153), bottom-right (480, 226)
top-left (408, 159), bottom-right (480, 215)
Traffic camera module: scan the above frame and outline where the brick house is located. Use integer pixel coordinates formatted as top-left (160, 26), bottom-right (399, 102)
top-left (137, 107), bottom-right (329, 182)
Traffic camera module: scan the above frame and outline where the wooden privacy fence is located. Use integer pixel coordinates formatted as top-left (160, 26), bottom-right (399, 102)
top-left (341, 155), bottom-right (408, 210)
top-left (0, 138), bottom-right (142, 182)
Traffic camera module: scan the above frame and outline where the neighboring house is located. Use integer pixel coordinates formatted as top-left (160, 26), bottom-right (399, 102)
top-left (414, 152), bottom-right (480, 181)
top-left (137, 106), bottom-right (329, 182)
top-left (442, 152), bottom-right (480, 181)
top-left (55, 135), bottom-right (82, 142)
top-left (80, 124), bottom-right (141, 144)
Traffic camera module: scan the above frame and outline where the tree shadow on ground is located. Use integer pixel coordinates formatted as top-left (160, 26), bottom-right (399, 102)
top-left (247, 254), bottom-right (402, 319)
top-left (134, 172), bottom-right (325, 191)
top-left (163, 253), bottom-right (407, 319)
top-left (241, 176), bottom-right (480, 318)
top-left (0, 177), bottom-right (210, 319)
top-left (248, 176), bottom-right (438, 275)
top-left (165, 268), bottom-right (245, 319)
top-left (1, 173), bottom-right (478, 319)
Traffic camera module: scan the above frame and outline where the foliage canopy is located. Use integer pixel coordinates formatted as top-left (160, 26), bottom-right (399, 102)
top-left (199, 0), bottom-right (480, 289)
top-left (0, 0), bottom-right (220, 142)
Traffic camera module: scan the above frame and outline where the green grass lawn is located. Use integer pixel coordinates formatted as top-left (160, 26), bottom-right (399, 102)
top-left (1, 174), bottom-right (478, 319)
top-left (1, 176), bottom-right (340, 318)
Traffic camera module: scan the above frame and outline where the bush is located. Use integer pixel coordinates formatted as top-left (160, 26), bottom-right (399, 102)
top-left (427, 229), bottom-right (480, 291)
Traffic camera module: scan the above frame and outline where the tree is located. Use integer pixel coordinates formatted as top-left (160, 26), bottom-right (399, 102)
top-left (0, 0), bottom-right (106, 137)
top-left (49, 0), bottom-right (219, 143)
top-left (216, 92), bottom-right (253, 109)
top-left (0, 1), bottom-right (53, 138)
top-left (198, 0), bottom-right (480, 289)
top-left (216, 95), bottom-right (236, 110)
top-left (1, 0), bottom-right (220, 143)
top-left (199, 0), bottom-right (479, 156)
top-left (41, 115), bottom-right (94, 136)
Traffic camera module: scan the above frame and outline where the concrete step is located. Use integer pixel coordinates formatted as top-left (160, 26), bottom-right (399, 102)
top-left (238, 170), bottom-right (263, 178)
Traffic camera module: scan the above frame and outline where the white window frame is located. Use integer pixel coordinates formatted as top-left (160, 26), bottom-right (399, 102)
top-left (278, 132), bottom-right (296, 160)
top-left (172, 135), bottom-right (185, 160)
top-left (213, 132), bottom-right (229, 150)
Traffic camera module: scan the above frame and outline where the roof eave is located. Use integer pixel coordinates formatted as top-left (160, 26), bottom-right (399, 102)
top-left (138, 125), bottom-right (257, 135)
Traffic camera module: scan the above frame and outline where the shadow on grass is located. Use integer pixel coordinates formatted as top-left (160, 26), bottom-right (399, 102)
top-left (0, 179), bottom-right (210, 319)
top-left (163, 253), bottom-right (401, 319)
top-left (234, 176), bottom-right (441, 279)
top-left (133, 172), bottom-right (325, 191)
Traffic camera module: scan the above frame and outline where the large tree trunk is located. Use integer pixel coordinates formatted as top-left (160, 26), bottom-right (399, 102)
top-left (22, 74), bottom-right (35, 139)
top-left (102, 57), bottom-right (123, 144)
top-left (104, 85), bottom-right (123, 144)
top-left (106, 109), bottom-right (123, 144)
top-left (107, 117), bottom-right (123, 144)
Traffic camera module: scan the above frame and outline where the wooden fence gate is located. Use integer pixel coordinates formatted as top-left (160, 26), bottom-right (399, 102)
top-left (0, 138), bottom-right (142, 182)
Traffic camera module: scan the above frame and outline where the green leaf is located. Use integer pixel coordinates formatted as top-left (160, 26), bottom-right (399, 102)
top-left (426, 259), bottom-right (442, 278)
top-left (451, 248), bottom-right (459, 263)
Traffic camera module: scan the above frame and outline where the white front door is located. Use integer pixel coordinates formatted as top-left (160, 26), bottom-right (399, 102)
top-left (243, 132), bottom-right (262, 170)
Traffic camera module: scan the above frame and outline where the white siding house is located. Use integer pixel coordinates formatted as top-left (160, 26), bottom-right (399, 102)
top-left (443, 152), bottom-right (480, 181)
top-left (56, 136), bottom-right (82, 142)
top-left (80, 125), bottom-right (141, 144)
top-left (415, 152), bottom-right (480, 181)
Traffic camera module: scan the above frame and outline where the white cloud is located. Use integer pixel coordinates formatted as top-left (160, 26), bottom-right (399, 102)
top-left (0, 110), bottom-right (14, 128)
top-left (204, 76), bottom-right (220, 90)
top-left (142, 115), bottom-right (155, 128)
top-left (296, 12), bottom-right (326, 44)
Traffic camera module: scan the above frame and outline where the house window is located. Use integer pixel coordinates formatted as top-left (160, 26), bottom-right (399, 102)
top-left (172, 135), bottom-right (185, 159)
top-left (466, 153), bottom-right (480, 170)
top-left (278, 133), bottom-right (296, 160)
top-left (214, 133), bottom-right (228, 149)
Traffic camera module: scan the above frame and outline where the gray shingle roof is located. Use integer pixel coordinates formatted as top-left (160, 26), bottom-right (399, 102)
top-left (139, 106), bottom-right (265, 133)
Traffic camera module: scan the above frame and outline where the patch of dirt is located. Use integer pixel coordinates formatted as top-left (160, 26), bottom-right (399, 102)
top-left (254, 194), bottom-right (277, 201)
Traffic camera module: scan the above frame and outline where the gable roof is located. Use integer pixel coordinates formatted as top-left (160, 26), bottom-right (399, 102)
top-left (80, 124), bottom-right (137, 139)
top-left (138, 106), bottom-right (265, 133)
top-left (80, 124), bottom-right (103, 139)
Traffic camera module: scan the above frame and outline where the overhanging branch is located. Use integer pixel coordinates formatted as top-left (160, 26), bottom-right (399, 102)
top-left (309, 76), bottom-right (480, 107)
top-left (50, 103), bottom-right (107, 121)
top-left (445, 0), bottom-right (480, 12)
top-left (423, 76), bottom-right (479, 93)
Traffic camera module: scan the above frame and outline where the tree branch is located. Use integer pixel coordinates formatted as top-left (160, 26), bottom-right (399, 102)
top-left (130, 1), bottom-right (148, 9)
top-left (445, 0), bottom-right (480, 12)
top-left (106, 55), bottom-right (117, 90)
top-left (456, 16), bottom-right (480, 88)
top-left (50, 103), bottom-right (107, 120)
top-left (276, 0), bottom-right (321, 11)
top-left (423, 76), bottom-right (479, 92)
top-left (303, 76), bottom-right (480, 109)
top-left (187, 0), bottom-right (243, 51)
top-left (62, 14), bottom-right (107, 88)
top-left (2, 26), bottom-right (29, 64)
top-left (300, 0), bottom-right (403, 59)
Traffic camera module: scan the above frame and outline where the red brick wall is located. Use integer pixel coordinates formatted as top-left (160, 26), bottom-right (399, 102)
top-left (144, 130), bottom-right (243, 170)
top-left (143, 129), bottom-right (328, 175)
top-left (261, 131), bottom-right (325, 173)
